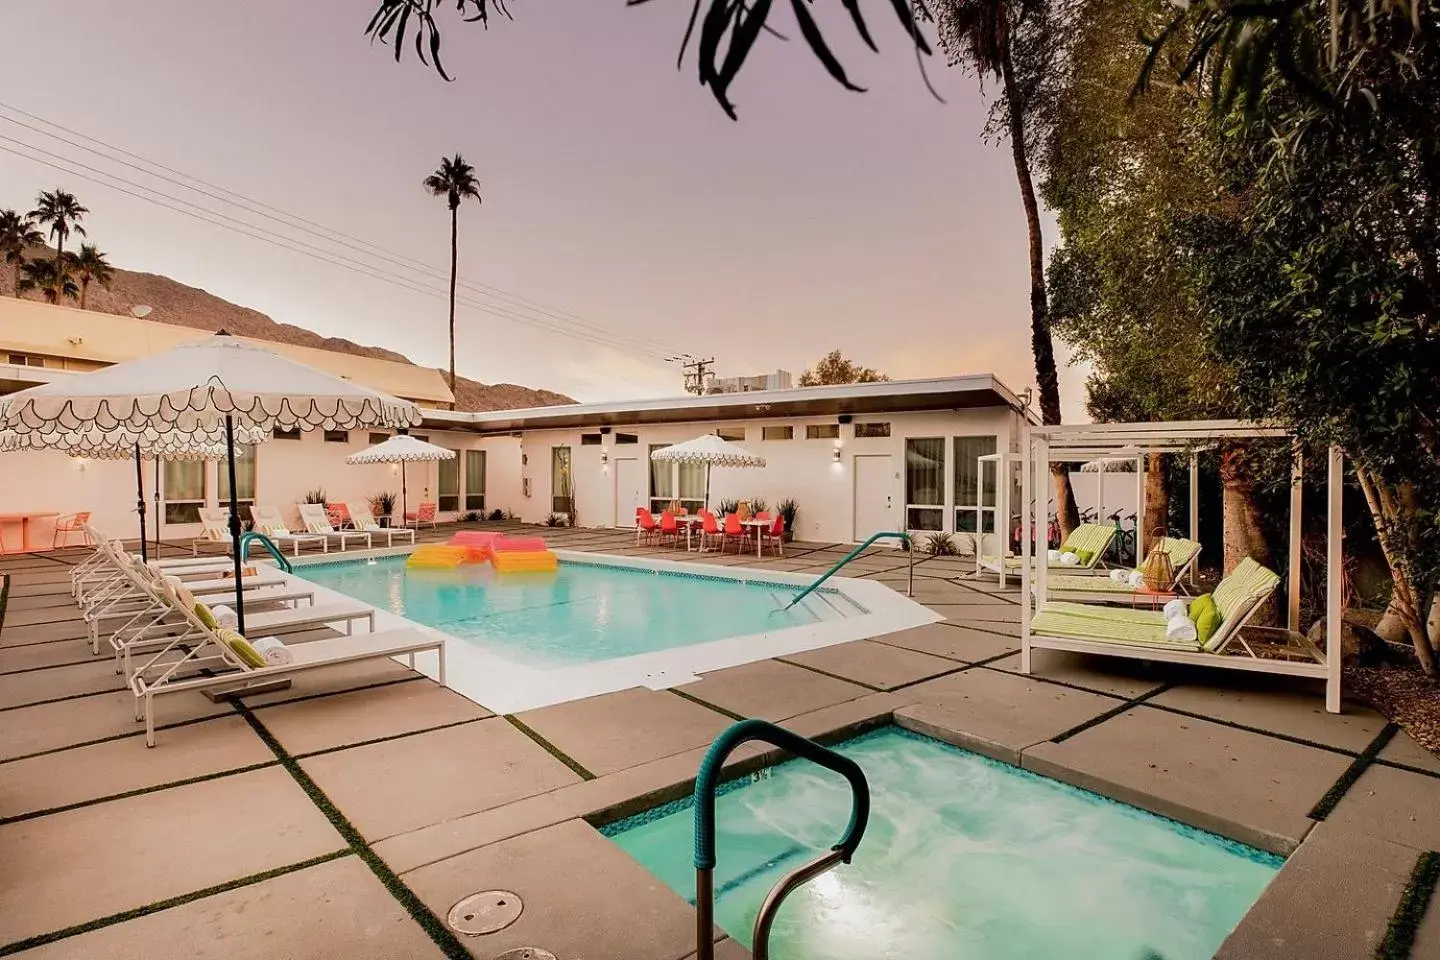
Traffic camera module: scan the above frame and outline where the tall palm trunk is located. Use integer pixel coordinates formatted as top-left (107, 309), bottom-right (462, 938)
top-left (79, 278), bottom-right (89, 310)
top-left (10, 261), bottom-right (19, 297)
top-left (999, 43), bottom-right (1080, 536)
top-left (52, 236), bottom-right (64, 305)
top-left (1219, 444), bottom-right (1276, 623)
top-left (447, 204), bottom-right (458, 395)
top-left (1143, 454), bottom-right (1169, 546)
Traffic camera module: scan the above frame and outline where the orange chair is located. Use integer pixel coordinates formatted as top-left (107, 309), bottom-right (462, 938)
top-left (722, 513), bottom-right (748, 554)
top-left (53, 511), bottom-right (91, 548)
top-left (755, 511), bottom-right (772, 522)
top-left (405, 502), bottom-right (438, 529)
top-left (326, 502), bottom-right (353, 529)
top-left (762, 514), bottom-right (786, 557)
top-left (659, 510), bottom-right (680, 548)
top-left (635, 507), bottom-right (659, 545)
top-left (699, 510), bottom-right (722, 552)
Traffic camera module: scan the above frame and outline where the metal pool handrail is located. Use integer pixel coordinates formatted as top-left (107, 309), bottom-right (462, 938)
top-left (783, 530), bottom-right (913, 610)
top-left (691, 719), bottom-right (870, 960)
top-left (237, 532), bottom-right (293, 573)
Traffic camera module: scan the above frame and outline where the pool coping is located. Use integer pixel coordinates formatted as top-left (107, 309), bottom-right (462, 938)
top-left (285, 548), bottom-right (941, 714)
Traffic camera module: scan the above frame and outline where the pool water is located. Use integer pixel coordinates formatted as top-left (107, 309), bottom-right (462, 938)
top-left (604, 728), bottom-right (1280, 960)
top-left (297, 556), bottom-right (860, 669)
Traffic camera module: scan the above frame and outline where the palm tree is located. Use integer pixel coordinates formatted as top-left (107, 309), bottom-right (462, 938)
top-left (0, 210), bottom-right (43, 297)
top-left (69, 243), bottom-right (114, 310)
top-left (937, 0), bottom-right (1080, 535)
top-left (423, 154), bottom-right (481, 393)
top-left (18, 258), bottom-right (79, 304)
top-left (28, 189), bottom-right (88, 305)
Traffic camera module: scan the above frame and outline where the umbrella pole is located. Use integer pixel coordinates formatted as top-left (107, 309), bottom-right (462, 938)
top-left (401, 462), bottom-right (408, 525)
top-left (224, 416), bottom-right (246, 636)
top-left (705, 463), bottom-right (711, 512)
top-left (134, 443), bottom-right (148, 563)
top-left (154, 457), bottom-right (161, 557)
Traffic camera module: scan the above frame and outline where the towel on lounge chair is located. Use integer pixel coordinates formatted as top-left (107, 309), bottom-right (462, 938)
top-left (1163, 598), bottom-right (1187, 620)
top-left (210, 603), bottom-right (239, 629)
top-left (1165, 615), bottom-right (1198, 643)
top-left (250, 636), bottom-right (294, 666)
top-left (1047, 549), bottom-right (1062, 564)
top-left (1110, 569), bottom-right (1129, 583)
top-left (1126, 570), bottom-right (1145, 588)
top-left (1059, 552), bottom-right (1079, 566)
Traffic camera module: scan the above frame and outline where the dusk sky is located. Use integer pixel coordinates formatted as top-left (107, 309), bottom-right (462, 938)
top-left (0, 0), bottom-right (1086, 418)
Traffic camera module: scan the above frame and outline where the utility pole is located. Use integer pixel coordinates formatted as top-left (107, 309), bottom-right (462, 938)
top-left (667, 355), bottom-right (715, 396)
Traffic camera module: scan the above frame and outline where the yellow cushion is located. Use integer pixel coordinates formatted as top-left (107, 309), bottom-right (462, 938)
top-left (194, 603), bottom-right (219, 631)
top-left (217, 628), bottom-right (266, 669)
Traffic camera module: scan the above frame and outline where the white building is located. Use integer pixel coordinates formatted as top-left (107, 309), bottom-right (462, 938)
top-left (707, 369), bottom-right (793, 394)
top-left (0, 300), bottom-right (1105, 551)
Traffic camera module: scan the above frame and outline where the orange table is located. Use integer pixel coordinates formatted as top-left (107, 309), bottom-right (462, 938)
top-left (0, 512), bottom-right (60, 554)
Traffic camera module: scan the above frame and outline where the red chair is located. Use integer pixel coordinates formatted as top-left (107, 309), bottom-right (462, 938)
top-left (762, 514), bottom-right (786, 557)
top-left (755, 511), bottom-right (772, 522)
top-left (405, 502), bottom-right (438, 529)
top-left (699, 510), bottom-right (722, 552)
top-left (326, 503), bottom-right (353, 529)
top-left (635, 507), bottom-right (659, 545)
top-left (659, 510), bottom-right (680, 548)
top-left (53, 511), bottom-right (92, 548)
top-left (722, 513), bottom-right (748, 554)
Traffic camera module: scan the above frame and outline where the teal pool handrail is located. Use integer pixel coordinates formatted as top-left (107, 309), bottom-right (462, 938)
top-left (783, 530), bottom-right (913, 610)
top-left (237, 532), bottom-right (293, 573)
top-left (691, 719), bottom-right (870, 960)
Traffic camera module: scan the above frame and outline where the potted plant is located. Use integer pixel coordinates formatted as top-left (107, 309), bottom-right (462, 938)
top-left (777, 498), bottom-right (798, 542)
top-left (370, 491), bottom-right (398, 527)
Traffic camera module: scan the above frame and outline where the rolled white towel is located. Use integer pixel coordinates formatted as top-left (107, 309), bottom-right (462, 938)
top-left (1058, 551), bottom-right (1080, 566)
top-left (210, 604), bottom-right (239, 629)
top-left (1165, 615), bottom-right (1198, 643)
top-left (1162, 598), bottom-right (1187, 620)
top-left (1109, 569), bottom-right (1128, 583)
top-left (249, 636), bottom-right (293, 666)
top-left (1046, 549), bottom-right (1062, 564)
top-left (1126, 570), bottom-right (1145, 588)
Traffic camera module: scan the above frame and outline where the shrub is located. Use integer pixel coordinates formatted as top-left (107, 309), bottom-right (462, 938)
top-left (487, 508), bottom-right (505, 521)
top-left (925, 533), bottom-right (960, 556)
top-left (302, 488), bottom-right (327, 505)
top-left (461, 511), bottom-right (481, 522)
top-left (716, 498), bottom-right (741, 516)
top-left (545, 513), bottom-right (565, 527)
top-left (502, 509), bottom-right (518, 521)
top-left (777, 498), bottom-right (799, 541)
top-left (750, 498), bottom-right (768, 514)
top-left (370, 491), bottom-right (398, 519)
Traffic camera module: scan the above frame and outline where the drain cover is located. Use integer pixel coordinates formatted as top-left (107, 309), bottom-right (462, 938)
top-left (447, 890), bottom-right (523, 935)
top-left (491, 951), bottom-right (557, 960)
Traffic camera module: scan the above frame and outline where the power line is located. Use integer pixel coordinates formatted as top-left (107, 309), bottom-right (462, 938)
top-left (0, 102), bottom-right (685, 360)
top-left (0, 137), bottom-right (676, 360)
top-left (667, 355), bottom-right (715, 395)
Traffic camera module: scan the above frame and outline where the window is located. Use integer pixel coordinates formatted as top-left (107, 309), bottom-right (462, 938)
top-left (7, 353), bottom-right (44, 367)
top-left (218, 443), bottom-right (257, 515)
top-left (678, 461), bottom-right (705, 514)
top-left (323, 430), bottom-right (349, 443)
top-left (855, 422), bottom-right (890, 439)
top-left (438, 452), bottom-right (460, 512)
top-left (615, 433), bottom-right (638, 444)
top-left (805, 424), bottom-right (840, 440)
top-left (465, 450), bottom-right (486, 511)
top-left (412, 434), bottom-right (430, 443)
top-left (716, 427), bottom-right (745, 442)
top-left (649, 443), bottom-right (673, 512)
top-left (368, 432), bottom-right (390, 445)
top-left (163, 460), bottom-right (206, 524)
top-left (581, 433), bottom-right (603, 446)
top-left (272, 427), bottom-right (301, 440)
top-left (905, 438), bottom-right (945, 531)
top-left (954, 436), bottom-right (999, 533)
top-left (761, 425), bottom-right (793, 441)
top-left (551, 446), bottom-right (574, 515)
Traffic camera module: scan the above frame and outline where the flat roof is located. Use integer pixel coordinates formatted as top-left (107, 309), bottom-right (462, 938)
top-left (0, 298), bottom-right (454, 406)
top-left (418, 375), bottom-right (1027, 433)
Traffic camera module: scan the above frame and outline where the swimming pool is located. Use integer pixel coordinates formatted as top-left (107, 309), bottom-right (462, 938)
top-left (297, 555), bottom-right (862, 669)
top-left (603, 727), bottom-right (1280, 959)
top-left (291, 552), bottom-right (937, 712)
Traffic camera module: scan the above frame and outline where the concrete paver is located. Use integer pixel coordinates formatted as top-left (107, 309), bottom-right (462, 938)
top-left (256, 679), bottom-right (489, 755)
top-left (1327, 763), bottom-right (1440, 851)
top-left (873, 621), bottom-right (1017, 663)
top-left (0, 688), bottom-right (234, 762)
top-left (1024, 706), bottom-right (1350, 854)
top-left (0, 767), bottom-right (344, 947)
top-left (0, 657), bottom-right (128, 709)
top-left (236, 655), bottom-right (420, 707)
top-left (987, 649), bottom-right (1169, 698)
top-left (0, 640), bottom-right (94, 674)
top-left (1378, 729), bottom-right (1440, 774)
top-left (780, 639), bottom-right (959, 690)
top-left (9, 855), bottom-right (444, 960)
top-left (300, 718), bottom-right (581, 840)
top-left (678, 659), bottom-right (869, 721)
top-left (516, 687), bottom-right (734, 777)
top-left (1149, 682), bottom-right (1387, 752)
top-left (403, 819), bottom-right (699, 960)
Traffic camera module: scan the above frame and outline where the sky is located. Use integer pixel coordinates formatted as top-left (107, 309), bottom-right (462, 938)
top-left (0, 0), bottom-right (1087, 418)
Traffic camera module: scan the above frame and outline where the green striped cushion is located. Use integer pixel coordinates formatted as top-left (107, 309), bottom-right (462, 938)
top-left (1213, 558), bottom-right (1280, 620)
top-left (1154, 537), bottom-right (1201, 570)
top-left (1030, 608), bottom-right (1196, 649)
top-left (1059, 523), bottom-right (1116, 562)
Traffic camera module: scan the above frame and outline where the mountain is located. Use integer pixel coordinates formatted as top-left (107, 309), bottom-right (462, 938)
top-left (1, 245), bottom-right (575, 411)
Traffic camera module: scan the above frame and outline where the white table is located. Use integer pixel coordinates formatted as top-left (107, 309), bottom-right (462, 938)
top-left (676, 514), bottom-right (705, 551)
top-left (741, 519), bottom-right (770, 558)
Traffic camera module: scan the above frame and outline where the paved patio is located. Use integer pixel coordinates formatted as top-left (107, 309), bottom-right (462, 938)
top-left (2, 522), bottom-right (1438, 959)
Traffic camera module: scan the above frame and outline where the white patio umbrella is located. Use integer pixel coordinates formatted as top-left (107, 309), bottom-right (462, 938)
top-left (0, 333), bottom-right (419, 633)
top-left (649, 434), bottom-right (766, 508)
top-left (345, 433), bottom-right (456, 522)
top-left (0, 425), bottom-right (267, 562)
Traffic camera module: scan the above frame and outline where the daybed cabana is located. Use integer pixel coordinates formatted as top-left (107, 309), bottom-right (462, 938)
top-left (1020, 420), bottom-right (1343, 713)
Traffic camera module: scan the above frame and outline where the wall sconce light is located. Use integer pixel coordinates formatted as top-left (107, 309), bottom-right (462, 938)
top-left (74, 457), bottom-right (88, 472)
top-left (831, 446), bottom-right (842, 464)
top-left (601, 446), bottom-right (609, 466)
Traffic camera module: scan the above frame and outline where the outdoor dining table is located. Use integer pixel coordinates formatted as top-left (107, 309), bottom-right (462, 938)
top-left (741, 518), bottom-right (770, 558)
top-left (0, 511), bottom-right (60, 554)
top-left (676, 514), bottom-right (705, 551)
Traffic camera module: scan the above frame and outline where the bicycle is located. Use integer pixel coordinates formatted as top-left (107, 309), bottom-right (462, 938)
top-left (1108, 510), bottom-right (1137, 565)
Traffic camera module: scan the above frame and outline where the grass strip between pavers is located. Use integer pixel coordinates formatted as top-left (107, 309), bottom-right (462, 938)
top-left (0, 759), bottom-right (280, 826)
top-left (1376, 850), bottom-right (1440, 960)
top-left (1048, 685), bottom-right (1172, 744)
top-left (235, 702), bottom-right (477, 960)
top-left (503, 713), bottom-right (597, 780)
top-left (1309, 722), bottom-right (1400, 821)
top-left (0, 849), bottom-right (352, 956)
top-left (0, 574), bottom-right (10, 638)
top-left (772, 657), bottom-right (884, 692)
top-left (668, 687), bottom-right (748, 722)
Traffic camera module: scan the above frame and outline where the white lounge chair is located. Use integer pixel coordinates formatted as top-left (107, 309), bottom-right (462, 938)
top-left (190, 507), bottom-right (233, 556)
top-left (298, 503), bottom-right (373, 551)
top-left (128, 585), bottom-right (445, 746)
top-left (981, 523), bottom-right (1118, 578)
top-left (250, 505), bottom-right (328, 556)
top-left (348, 502), bottom-right (416, 547)
top-left (1040, 537), bottom-right (1203, 603)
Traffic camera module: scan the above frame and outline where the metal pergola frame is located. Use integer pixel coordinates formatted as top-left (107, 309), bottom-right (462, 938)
top-left (1020, 419), bottom-right (1343, 713)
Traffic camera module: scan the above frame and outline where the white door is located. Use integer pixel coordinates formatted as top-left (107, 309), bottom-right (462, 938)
top-left (853, 454), bottom-right (895, 541)
top-left (613, 458), bottom-right (644, 527)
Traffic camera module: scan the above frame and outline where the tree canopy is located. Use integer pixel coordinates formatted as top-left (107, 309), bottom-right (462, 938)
top-left (797, 349), bottom-right (889, 386)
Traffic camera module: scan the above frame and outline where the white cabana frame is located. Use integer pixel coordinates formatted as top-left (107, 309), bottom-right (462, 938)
top-left (1020, 419), bottom-right (1343, 713)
